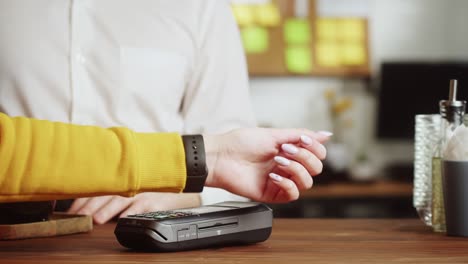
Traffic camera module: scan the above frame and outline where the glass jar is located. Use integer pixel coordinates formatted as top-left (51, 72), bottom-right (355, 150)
top-left (414, 114), bottom-right (441, 226)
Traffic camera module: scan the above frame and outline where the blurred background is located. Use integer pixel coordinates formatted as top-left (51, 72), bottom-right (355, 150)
top-left (230, 0), bottom-right (468, 218)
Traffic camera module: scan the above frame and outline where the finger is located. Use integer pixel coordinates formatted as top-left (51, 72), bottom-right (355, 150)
top-left (313, 131), bottom-right (333, 143)
top-left (93, 196), bottom-right (133, 224)
top-left (67, 197), bottom-right (90, 214)
top-left (280, 143), bottom-right (324, 174)
top-left (268, 173), bottom-right (300, 202)
top-left (270, 128), bottom-right (332, 145)
top-left (120, 203), bottom-right (146, 218)
top-left (76, 196), bottom-right (114, 216)
top-left (273, 156), bottom-right (314, 189)
top-left (298, 135), bottom-right (327, 160)
top-left (120, 193), bottom-right (165, 217)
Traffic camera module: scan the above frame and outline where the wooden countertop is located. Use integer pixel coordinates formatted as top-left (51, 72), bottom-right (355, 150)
top-left (1, 218), bottom-right (467, 263)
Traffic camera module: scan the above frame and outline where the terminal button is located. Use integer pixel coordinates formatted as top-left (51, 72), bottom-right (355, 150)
top-left (177, 225), bottom-right (197, 241)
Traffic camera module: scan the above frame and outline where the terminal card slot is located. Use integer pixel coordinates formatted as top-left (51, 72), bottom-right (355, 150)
top-left (197, 218), bottom-right (238, 232)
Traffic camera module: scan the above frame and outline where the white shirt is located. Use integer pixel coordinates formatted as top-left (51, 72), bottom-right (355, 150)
top-left (0, 0), bottom-right (256, 204)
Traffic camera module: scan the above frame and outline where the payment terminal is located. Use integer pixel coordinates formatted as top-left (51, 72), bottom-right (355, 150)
top-left (114, 201), bottom-right (273, 252)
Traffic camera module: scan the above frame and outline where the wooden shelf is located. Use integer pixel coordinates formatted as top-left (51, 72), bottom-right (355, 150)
top-left (300, 180), bottom-right (413, 198)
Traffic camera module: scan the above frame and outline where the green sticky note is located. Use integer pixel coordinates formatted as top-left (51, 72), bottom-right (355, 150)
top-left (241, 26), bottom-right (269, 54)
top-left (284, 19), bottom-right (311, 45)
top-left (285, 46), bottom-right (312, 74)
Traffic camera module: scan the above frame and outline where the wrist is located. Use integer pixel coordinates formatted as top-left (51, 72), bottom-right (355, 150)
top-left (202, 134), bottom-right (219, 188)
top-left (181, 135), bottom-right (209, 192)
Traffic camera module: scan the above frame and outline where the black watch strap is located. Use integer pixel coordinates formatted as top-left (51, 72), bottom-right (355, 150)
top-left (181, 135), bottom-right (208, 193)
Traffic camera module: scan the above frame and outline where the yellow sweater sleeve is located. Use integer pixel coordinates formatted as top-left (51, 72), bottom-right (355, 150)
top-left (0, 113), bottom-right (187, 202)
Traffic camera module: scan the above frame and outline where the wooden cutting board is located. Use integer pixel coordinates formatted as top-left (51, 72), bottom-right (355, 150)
top-left (0, 213), bottom-right (92, 240)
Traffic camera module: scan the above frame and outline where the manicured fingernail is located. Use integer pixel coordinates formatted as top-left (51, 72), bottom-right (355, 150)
top-left (281, 144), bottom-right (298, 154)
top-left (318, 131), bottom-right (333, 137)
top-left (274, 156), bottom-right (290, 166)
top-left (300, 135), bottom-right (313, 145)
top-left (269, 173), bottom-right (283, 182)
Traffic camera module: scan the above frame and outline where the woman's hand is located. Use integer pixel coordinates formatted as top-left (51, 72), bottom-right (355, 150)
top-left (204, 128), bottom-right (331, 203)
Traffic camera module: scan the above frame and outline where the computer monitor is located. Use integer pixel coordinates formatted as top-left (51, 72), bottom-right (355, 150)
top-left (376, 62), bottom-right (468, 140)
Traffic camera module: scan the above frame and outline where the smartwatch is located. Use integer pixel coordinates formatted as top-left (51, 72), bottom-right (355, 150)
top-left (181, 135), bottom-right (208, 192)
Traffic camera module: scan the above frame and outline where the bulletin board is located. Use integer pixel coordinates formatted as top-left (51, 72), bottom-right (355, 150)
top-left (231, 0), bottom-right (371, 77)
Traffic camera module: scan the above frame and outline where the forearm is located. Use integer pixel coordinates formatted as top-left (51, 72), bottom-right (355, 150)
top-left (0, 113), bottom-right (187, 202)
